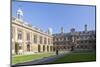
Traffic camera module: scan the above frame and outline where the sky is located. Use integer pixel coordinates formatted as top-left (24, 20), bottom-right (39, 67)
top-left (12, 1), bottom-right (96, 34)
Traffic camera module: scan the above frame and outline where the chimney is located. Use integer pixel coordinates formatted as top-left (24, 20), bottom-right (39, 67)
top-left (84, 24), bottom-right (87, 32)
top-left (61, 27), bottom-right (64, 33)
top-left (48, 28), bottom-right (53, 35)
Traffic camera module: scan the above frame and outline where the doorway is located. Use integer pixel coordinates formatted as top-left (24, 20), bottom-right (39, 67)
top-left (43, 45), bottom-right (45, 52)
top-left (27, 44), bottom-right (30, 51)
top-left (38, 45), bottom-right (41, 52)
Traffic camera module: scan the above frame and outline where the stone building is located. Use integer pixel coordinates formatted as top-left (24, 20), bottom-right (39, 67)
top-left (12, 9), bottom-right (53, 54)
top-left (53, 25), bottom-right (96, 51)
top-left (12, 8), bottom-right (96, 55)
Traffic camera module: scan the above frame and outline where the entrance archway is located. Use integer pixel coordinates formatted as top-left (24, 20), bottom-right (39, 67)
top-left (27, 44), bottom-right (30, 51)
top-left (43, 45), bottom-right (45, 52)
top-left (50, 46), bottom-right (52, 51)
top-left (47, 46), bottom-right (49, 52)
top-left (38, 45), bottom-right (41, 52)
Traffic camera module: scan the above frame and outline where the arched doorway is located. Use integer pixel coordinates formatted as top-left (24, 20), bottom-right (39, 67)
top-left (27, 44), bottom-right (30, 51)
top-left (50, 46), bottom-right (52, 52)
top-left (43, 45), bottom-right (45, 52)
top-left (47, 46), bottom-right (49, 52)
top-left (38, 45), bottom-right (41, 52)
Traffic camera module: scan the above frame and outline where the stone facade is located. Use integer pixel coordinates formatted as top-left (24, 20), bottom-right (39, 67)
top-left (12, 17), bottom-right (53, 54)
top-left (53, 26), bottom-right (96, 51)
top-left (12, 9), bottom-right (96, 55)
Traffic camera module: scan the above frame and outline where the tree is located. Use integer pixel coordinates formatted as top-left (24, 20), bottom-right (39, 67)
top-left (15, 42), bottom-right (19, 54)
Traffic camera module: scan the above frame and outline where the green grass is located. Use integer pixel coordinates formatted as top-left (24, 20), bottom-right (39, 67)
top-left (12, 51), bottom-right (96, 65)
top-left (12, 52), bottom-right (55, 65)
top-left (49, 52), bottom-right (96, 64)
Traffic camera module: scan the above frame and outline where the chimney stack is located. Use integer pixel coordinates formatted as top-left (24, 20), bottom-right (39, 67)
top-left (84, 24), bottom-right (87, 32)
top-left (61, 27), bottom-right (64, 33)
top-left (48, 28), bottom-right (53, 35)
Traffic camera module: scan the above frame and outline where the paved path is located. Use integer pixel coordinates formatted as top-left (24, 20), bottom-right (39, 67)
top-left (12, 53), bottom-right (67, 67)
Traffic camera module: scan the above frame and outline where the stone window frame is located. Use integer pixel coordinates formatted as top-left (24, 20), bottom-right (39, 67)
top-left (17, 29), bottom-right (23, 40)
top-left (40, 36), bottom-right (43, 44)
top-left (34, 34), bottom-right (37, 44)
top-left (26, 32), bottom-right (30, 41)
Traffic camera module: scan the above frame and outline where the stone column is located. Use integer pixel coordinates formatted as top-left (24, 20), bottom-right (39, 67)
top-left (23, 30), bottom-right (26, 54)
top-left (30, 32), bottom-right (32, 52)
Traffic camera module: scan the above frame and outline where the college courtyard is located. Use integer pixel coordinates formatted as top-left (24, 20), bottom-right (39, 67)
top-left (12, 8), bottom-right (96, 66)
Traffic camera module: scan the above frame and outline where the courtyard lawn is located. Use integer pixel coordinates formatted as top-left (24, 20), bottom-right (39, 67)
top-left (12, 52), bottom-right (55, 65)
top-left (48, 52), bottom-right (96, 64)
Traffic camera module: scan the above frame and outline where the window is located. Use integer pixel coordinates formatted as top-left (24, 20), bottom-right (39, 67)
top-left (48, 38), bottom-right (50, 44)
top-left (85, 40), bottom-right (87, 43)
top-left (56, 38), bottom-right (58, 41)
top-left (77, 46), bottom-right (79, 48)
top-left (77, 41), bottom-right (79, 44)
top-left (89, 41), bottom-right (92, 43)
top-left (89, 36), bottom-right (92, 39)
top-left (44, 38), bottom-right (47, 44)
top-left (40, 36), bottom-right (42, 44)
top-left (81, 41), bottom-right (83, 43)
top-left (34, 35), bottom-right (37, 43)
top-left (18, 30), bottom-right (22, 40)
top-left (80, 45), bottom-right (83, 48)
top-left (77, 36), bottom-right (79, 39)
top-left (51, 39), bottom-right (53, 44)
top-left (26, 32), bottom-right (30, 41)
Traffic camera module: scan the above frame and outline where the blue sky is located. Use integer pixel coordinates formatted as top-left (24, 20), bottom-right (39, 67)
top-left (12, 1), bottom-right (96, 33)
